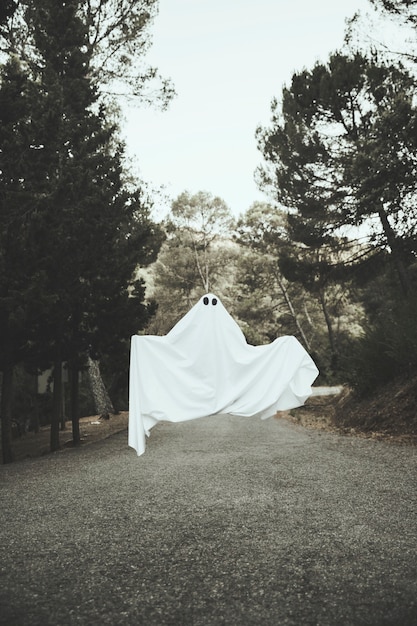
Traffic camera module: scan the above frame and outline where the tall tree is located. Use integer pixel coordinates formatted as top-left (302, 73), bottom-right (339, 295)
top-left (256, 52), bottom-right (417, 298)
top-left (83, 0), bottom-right (175, 107)
top-left (235, 202), bottom-right (314, 350)
top-left (25, 0), bottom-right (164, 448)
top-left (168, 191), bottom-right (236, 293)
top-left (0, 0), bottom-right (174, 109)
top-left (0, 1), bottom-right (164, 460)
top-left (145, 191), bottom-right (237, 334)
top-left (234, 202), bottom-right (363, 376)
top-left (0, 55), bottom-right (42, 462)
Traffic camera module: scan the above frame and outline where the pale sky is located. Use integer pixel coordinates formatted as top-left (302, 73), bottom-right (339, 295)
top-left (122, 0), bottom-right (372, 218)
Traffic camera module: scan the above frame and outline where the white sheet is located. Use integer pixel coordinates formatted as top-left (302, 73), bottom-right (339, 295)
top-left (128, 293), bottom-right (319, 456)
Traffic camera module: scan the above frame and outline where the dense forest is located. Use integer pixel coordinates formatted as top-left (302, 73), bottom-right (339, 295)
top-left (1, 0), bottom-right (416, 463)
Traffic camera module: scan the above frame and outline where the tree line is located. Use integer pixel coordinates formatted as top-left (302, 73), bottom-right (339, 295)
top-left (141, 192), bottom-right (370, 379)
top-left (145, 1), bottom-right (417, 405)
top-left (0, 0), bottom-right (171, 462)
top-left (258, 0), bottom-right (417, 393)
top-left (1, 0), bottom-right (416, 463)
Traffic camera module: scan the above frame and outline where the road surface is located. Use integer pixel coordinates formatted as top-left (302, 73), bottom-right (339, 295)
top-left (1, 414), bottom-right (416, 625)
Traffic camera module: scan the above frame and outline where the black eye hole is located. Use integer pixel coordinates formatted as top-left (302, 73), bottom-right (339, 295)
top-left (212, 298), bottom-right (217, 305)
top-left (203, 296), bottom-right (209, 305)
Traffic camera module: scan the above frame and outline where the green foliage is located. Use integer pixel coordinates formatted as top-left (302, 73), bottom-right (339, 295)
top-left (234, 204), bottom-right (312, 345)
top-left (234, 203), bottom-right (364, 382)
top-left (232, 251), bottom-right (295, 343)
top-left (145, 191), bottom-right (237, 334)
top-left (0, 55), bottom-right (46, 372)
top-left (15, 0), bottom-right (162, 368)
top-left (256, 52), bottom-right (417, 297)
top-left (168, 191), bottom-right (235, 252)
top-left (83, 0), bottom-right (175, 108)
top-left (0, 0), bottom-right (175, 110)
top-left (0, 1), bottom-right (165, 457)
top-left (0, 1), bottom-right (16, 28)
top-left (345, 266), bottom-right (417, 394)
top-left (369, 0), bottom-right (417, 23)
top-left (346, 298), bottom-right (417, 394)
top-left (255, 48), bottom-right (417, 388)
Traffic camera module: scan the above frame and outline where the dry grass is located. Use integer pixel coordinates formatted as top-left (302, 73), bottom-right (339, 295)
top-left (281, 385), bottom-right (417, 445)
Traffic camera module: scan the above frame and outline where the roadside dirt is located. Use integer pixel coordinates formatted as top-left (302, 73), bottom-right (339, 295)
top-left (6, 373), bottom-right (417, 463)
top-left (8, 411), bottom-right (128, 463)
top-left (284, 382), bottom-right (417, 446)
top-left (333, 371), bottom-right (417, 440)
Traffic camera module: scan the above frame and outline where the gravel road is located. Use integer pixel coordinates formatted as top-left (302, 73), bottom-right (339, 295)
top-left (1, 414), bottom-right (416, 626)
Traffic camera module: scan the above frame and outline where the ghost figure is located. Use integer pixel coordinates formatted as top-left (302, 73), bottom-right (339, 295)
top-left (129, 293), bottom-right (319, 456)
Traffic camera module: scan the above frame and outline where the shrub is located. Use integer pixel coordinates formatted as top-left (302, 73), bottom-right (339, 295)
top-left (345, 294), bottom-right (417, 395)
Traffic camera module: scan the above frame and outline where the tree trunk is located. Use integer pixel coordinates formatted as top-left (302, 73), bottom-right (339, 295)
top-left (378, 206), bottom-right (411, 296)
top-left (60, 380), bottom-right (66, 431)
top-left (1, 366), bottom-right (14, 464)
top-left (276, 271), bottom-right (312, 352)
top-left (193, 239), bottom-right (210, 292)
top-left (50, 359), bottom-right (62, 452)
top-left (86, 356), bottom-right (115, 417)
top-left (319, 287), bottom-right (338, 369)
top-left (69, 362), bottom-right (81, 446)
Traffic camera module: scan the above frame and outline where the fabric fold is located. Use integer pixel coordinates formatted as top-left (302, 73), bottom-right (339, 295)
top-left (128, 293), bottom-right (319, 456)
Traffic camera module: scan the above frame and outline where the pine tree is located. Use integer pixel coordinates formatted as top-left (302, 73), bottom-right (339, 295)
top-left (0, 56), bottom-right (41, 463)
top-left (0, 1), bottom-right (164, 460)
top-left (256, 52), bottom-right (417, 297)
top-left (24, 0), bottom-right (164, 448)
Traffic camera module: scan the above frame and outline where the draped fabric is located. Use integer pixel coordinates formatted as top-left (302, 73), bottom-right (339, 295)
top-left (129, 294), bottom-right (319, 456)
